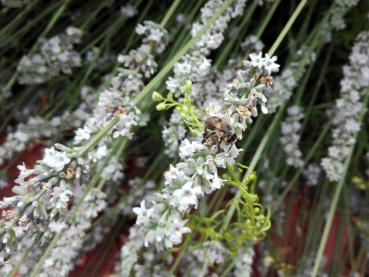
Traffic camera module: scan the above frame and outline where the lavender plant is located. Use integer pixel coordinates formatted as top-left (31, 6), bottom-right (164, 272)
top-left (1, 0), bottom-right (369, 276)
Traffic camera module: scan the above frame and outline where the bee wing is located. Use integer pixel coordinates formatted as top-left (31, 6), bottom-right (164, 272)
top-left (198, 109), bottom-right (211, 122)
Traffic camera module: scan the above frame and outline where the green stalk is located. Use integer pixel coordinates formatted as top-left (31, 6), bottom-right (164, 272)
top-left (0, 0), bottom-right (40, 37)
top-left (222, 109), bottom-right (284, 229)
top-left (160, 0), bottom-right (182, 28)
top-left (29, 231), bottom-right (63, 277)
top-left (268, 0), bottom-right (308, 56)
top-left (311, 93), bottom-right (369, 277)
top-left (165, 0), bottom-right (204, 62)
top-left (77, 117), bottom-right (119, 157)
top-left (169, 234), bottom-right (193, 273)
top-left (255, 0), bottom-right (281, 39)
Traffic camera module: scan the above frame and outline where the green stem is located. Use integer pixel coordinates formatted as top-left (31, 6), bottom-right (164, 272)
top-left (255, 0), bottom-right (281, 39)
top-left (268, 0), bottom-right (308, 56)
top-left (222, 110), bottom-right (283, 230)
top-left (160, 0), bottom-right (181, 27)
top-left (77, 117), bottom-right (119, 157)
top-left (29, 231), bottom-right (63, 277)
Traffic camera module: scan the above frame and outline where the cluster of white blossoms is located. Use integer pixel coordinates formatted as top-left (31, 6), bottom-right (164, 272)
top-left (135, 21), bottom-right (169, 54)
top-left (241, 35), bottom-right (265, 53)
top-left (321, 31), bottom-right (369, 182)
top-left (0, 19), bottom-right (169, 266)
top-left (191, 0), bottom-right (247, 55)
top-left (162, 0), bottom-right (248, 157)
top-left (162, 111), bottom-right (187, 157)
top-left (233, 247), bottom-right (255, 277)
top-left (328, 0), bottom-right (359, 31)
top-left (74, 22), bottom-right (168, 145)
top-left (0, 138), bottom-right (124, 273)
top-left (37, 189), bottom-right (107, 277)
top-left (120, 51), bottom-right (279, 276)
top-left (0, 86), bottom-right (96, 169)
top-left (120, 4), bottom-right (137, 18)
top-left (266, 48), bottom-right (316, 114)
top-left (179, 241), bottom-right (228, 276)
top-left (0, 144), bottom-right (78, 261)
top-left (17, 27), bottom-right (82, 84)
top-left (280, 105), bottom-right (304, 168)
top-left (303, 163), bottom-right (322, 186)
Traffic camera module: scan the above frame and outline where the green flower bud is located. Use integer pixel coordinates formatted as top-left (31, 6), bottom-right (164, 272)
top-left (152, 91), bottom-right (163, 101)
top-left (156, 103), bottom-right (167, 111)
top-left (185, 80), bottom-right (192, 92)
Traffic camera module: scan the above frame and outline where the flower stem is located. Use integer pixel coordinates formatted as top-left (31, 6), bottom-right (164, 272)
top-left (268, 0), bottom-right (308, 56)
top-left (222, 109), bottom-right (284, 230)
top-left (77, 117), bottom-right (119, 157)
top-left (160, 0), bottom-right (182, 28)
top-left (29, 231), bottom-right (63, 277)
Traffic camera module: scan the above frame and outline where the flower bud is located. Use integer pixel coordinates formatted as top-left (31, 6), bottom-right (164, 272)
top-left (152, 91), bottom-right (163, 101)
top-left (185, 80), bottom-right (192, 91)
top-left (156, 103), bottom-right (167, 111)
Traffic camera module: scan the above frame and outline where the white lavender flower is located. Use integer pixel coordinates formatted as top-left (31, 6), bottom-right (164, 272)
top-left (194, 241), bottom-right (227, 266)
top-left (17, 26), bottom-right (82, 84)
top-left (179, 241), bottom-right (228, 276)
top-left (303, 163), bottom-right (322, 186)
top-left (42, 147), bottom-right (71, 172)
top-left (241, 35), bottom-right (265, 53)
top-left (73, 21), bottom-right (167, 145)
top-left (162, 0), bottom-right (249, 156)
top-left (321, 32), bottom-right (369, 181)
top-left (121, 52), bottom-right (278, 276)
top-left (37, 189), bottom-right (107, 277)
top-left (267, 49), bottom-right (315, 114)
top-left (328, 0), bottom-right (359, 31)
top-left (120, 4), bottom-right (137, 18)
top-left (135, 21), bottom-right (169, 54)
top-left (162, 111), bottom-right (187, 158)
top-left (0, 14), bottom-right (170, 266)
top-left (233, 247), bottom-right (255, 277)
top-left (192, 0), bottom-right (248, 55)
top-left (0, 145), bottom-right (77, 260)
top-left (280, 105), bottom-right (304, 168)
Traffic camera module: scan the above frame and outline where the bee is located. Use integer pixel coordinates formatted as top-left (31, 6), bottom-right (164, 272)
top-left (202, 112), bottom-right (237, 149)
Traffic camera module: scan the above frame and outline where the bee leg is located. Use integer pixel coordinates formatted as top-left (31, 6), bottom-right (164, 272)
top-left (227, 142), bottom-right (234, 153)
top-left (217, 136), bottom-right (224, 150)
top-left (202, 129), bottom-right (209, 144)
